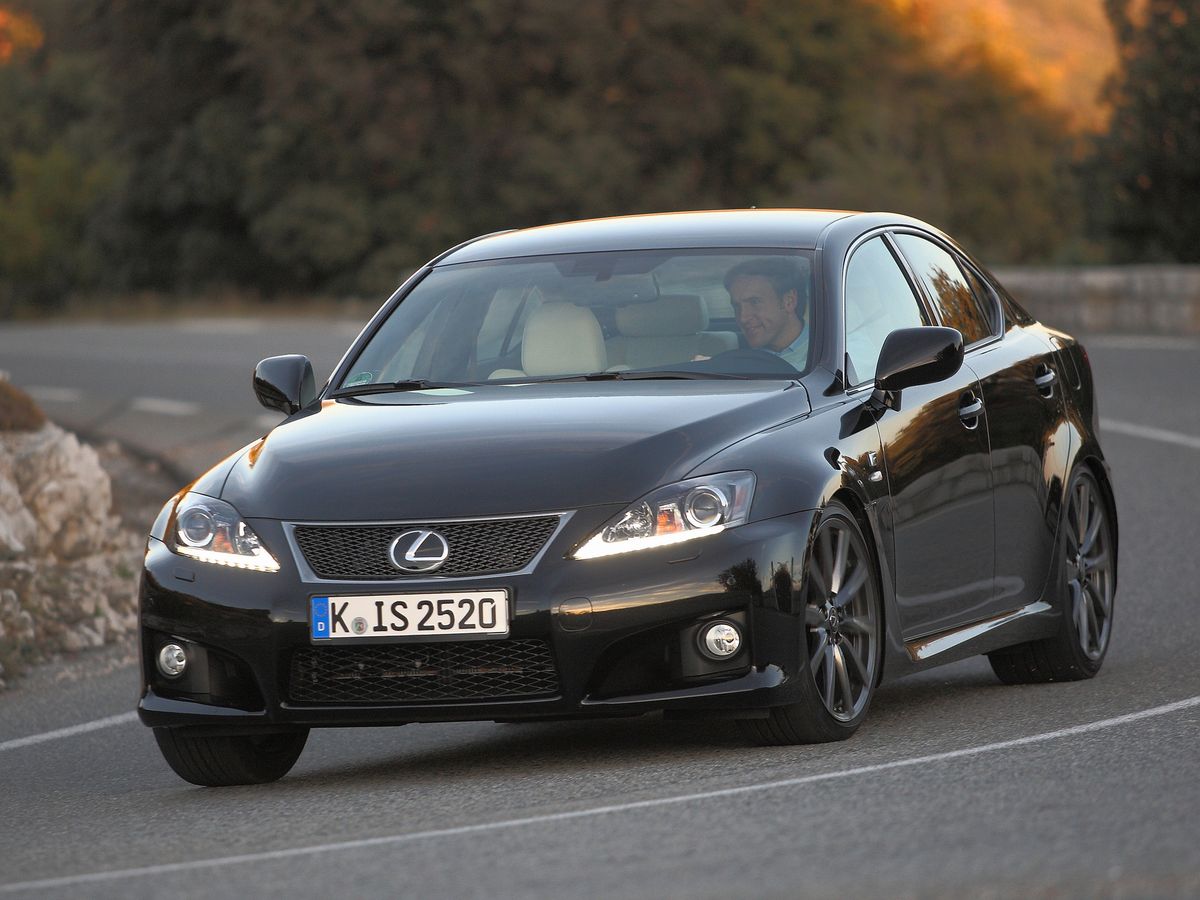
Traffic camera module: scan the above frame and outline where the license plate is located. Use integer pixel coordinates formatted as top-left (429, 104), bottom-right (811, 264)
top-left (310, 591), bottom-right (509, 641)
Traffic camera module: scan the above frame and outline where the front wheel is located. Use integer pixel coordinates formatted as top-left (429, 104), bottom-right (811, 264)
top-left (989, 467), bottom-right (1116, 684)
top-left (154, 727), bottom-right (309, 786)
top-left (741, 501), bottom-right (882, 745)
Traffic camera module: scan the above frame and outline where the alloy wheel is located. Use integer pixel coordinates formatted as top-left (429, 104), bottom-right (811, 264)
top-left (804, 516), bottom-right (879, 722)
top-left (1065, 472), bottom-right (1113, 661)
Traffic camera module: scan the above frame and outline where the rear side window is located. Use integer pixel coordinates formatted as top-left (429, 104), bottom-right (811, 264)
top-left (894, 234), bottom-right (995, 346)
top-left (844, 237), bottom-right (928, 386)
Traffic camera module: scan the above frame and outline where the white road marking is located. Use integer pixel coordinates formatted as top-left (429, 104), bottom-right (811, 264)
top-left (24, 386), bottom-right (82, 404)
top-left (255, 413), bottom-right (284, 430)
top-left (129, 396), bottom-right (200, 417)
top-left (0, 712), bottom-right (137, 754)
top-left (3, 694), bottom-right (1198, 894)
top-left (1102, 418), bottom-right (1200, 451)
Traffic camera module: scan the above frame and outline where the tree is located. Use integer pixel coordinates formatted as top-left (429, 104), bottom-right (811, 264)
top-left (1093, 0), bottom-right (1200, 261)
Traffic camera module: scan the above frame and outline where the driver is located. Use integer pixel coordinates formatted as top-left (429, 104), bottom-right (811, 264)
top-left (724, 257), bottom-right (808, 370)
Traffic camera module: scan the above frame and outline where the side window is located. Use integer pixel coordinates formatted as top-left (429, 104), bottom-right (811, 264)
top-left (844, 237), bottom-right (928, 386)
top-left (894, 234), bottom-right (994, 346)
top-left (958, 260), bottom-right (1003, 334)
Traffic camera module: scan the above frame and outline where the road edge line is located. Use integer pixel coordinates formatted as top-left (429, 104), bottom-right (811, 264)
top-left (3, 694), bottom-right (1198, 894)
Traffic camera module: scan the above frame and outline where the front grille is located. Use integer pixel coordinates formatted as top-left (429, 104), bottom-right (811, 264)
top-left (288, 639), bottom-right (560, 704)
top-left (292, 516), bottom-right (560, 580)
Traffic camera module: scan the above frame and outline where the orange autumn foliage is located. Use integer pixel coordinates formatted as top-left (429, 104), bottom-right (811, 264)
top-left (0, 6), bottom-right (42, 65)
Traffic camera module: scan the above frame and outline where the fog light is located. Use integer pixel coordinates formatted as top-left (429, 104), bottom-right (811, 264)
top-left (157, 643), bottom-right (188, 678)
top-left (700, 621), bottom-right (742, 659)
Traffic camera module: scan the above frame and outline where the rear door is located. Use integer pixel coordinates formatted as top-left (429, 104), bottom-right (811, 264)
top-left (892, 232), bottom-right (1068, 619)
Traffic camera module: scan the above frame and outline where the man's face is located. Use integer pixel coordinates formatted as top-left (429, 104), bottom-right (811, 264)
top-left (729, 275), bottom-right (800, 350)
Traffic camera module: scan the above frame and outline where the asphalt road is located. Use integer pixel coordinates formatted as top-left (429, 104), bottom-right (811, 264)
top-left (1, 321), bottom-right (1199, 898)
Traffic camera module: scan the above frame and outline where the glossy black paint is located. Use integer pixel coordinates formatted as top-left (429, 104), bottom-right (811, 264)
top-left (253, 354), bottom-right (316, 416)
top-left (139, 210), bottom-right (1115, 736)
top-left (875, 326), bottom-right (963, 393)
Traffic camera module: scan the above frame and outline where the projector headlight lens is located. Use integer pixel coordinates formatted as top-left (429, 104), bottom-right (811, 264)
top-left (170, 492), bottom-right (279, 573)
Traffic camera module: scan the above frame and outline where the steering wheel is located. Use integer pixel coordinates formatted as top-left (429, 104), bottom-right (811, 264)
top-left (703, 347), bottom-right (801, 376)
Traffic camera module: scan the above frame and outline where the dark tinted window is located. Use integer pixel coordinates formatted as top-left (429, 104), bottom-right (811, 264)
top-left (844, 237), bottom-right (928, 385)
top-left (958, 261), bottom-right (1002, 334)
top-left (894, 234), bottom-right (994, 345)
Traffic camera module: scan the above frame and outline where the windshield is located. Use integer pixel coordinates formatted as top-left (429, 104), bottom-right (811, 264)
top-left (336, 248), bottom-right (816, 391)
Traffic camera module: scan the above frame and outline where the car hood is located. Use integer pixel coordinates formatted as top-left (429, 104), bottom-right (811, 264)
top-left (220, 380), bottom-right (809, 520)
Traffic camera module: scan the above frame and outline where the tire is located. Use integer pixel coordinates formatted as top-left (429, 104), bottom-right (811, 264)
top-left (154, 727), bottom-right (309, 786)
top-left (740, 501), bottom-right (882, 745)
top-left (988, 467), bottom-right (1116, 684)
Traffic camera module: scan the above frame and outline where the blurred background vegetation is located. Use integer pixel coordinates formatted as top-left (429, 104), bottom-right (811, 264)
top-left (0, 0), bottom-right (1195, 316)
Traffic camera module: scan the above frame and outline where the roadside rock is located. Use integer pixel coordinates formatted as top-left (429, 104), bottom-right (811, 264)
top-left (0, 417), bottom-right (172, 687)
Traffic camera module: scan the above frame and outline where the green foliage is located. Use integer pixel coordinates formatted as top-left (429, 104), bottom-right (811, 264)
top-left (1091, 0), bottom-right (1200, 261)
top-left (0, 0), bottom-right (1096, 311)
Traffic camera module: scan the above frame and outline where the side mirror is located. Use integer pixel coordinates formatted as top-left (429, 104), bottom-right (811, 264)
top-left (254, 354), bottom-right (316, 415)
top-left (875, 326), bottom-right (963, 393)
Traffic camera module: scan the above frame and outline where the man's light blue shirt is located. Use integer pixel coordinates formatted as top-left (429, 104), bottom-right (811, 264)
top-left (769, 330), bottom-right (808, 371)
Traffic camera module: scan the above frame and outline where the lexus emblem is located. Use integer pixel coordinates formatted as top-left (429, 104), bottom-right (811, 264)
top-left (388, 529), bottom-right (451, 573)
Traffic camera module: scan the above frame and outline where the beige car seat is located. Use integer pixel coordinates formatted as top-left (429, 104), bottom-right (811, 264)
top-left (606, 294), bottom-right (737, 370)
top-left (489, 302), bottom-right (607, 379)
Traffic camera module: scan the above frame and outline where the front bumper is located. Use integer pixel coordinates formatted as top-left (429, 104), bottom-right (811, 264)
top-left (138, 508), bottom-right (818, 732)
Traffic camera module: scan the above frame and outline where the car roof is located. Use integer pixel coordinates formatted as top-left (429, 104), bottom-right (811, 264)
top-left (436, 209), bottom-right (862, 265)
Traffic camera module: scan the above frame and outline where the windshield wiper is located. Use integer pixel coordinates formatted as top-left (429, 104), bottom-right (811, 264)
top-left (526, 370), bottom-right (750, 384)
top-left (613, 370), bottom-right (751, 381)
top-left (330, 380), bottom-right (473, 398)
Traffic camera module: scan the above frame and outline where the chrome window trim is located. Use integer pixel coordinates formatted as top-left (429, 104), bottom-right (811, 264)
top-left (283, 510), bottom-right (574, 585)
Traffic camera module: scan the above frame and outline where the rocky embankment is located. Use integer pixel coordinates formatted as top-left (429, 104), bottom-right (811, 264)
top-left (0, 381), bottom-right (175, 689)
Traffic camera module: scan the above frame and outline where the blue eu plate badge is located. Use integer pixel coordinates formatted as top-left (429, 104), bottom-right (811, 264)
top-left (310, 597), bottom-right (331, 640)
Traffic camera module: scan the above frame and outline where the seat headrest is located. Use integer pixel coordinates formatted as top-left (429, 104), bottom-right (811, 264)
top-left (522, 303), bottom-right (607, 376)
top-left (616, 294), bottom-right (709, 337)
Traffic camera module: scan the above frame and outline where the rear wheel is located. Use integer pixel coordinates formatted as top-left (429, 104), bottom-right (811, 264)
top-left (154, 727), bottom-right (309, 786)
top-left (741, 501), bottom-right (882, 745)
top-left (988, 467), bottom-right (1115, 683)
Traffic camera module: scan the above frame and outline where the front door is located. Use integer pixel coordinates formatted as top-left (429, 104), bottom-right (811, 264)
top-left (843, 234), bottom-right (996, 639)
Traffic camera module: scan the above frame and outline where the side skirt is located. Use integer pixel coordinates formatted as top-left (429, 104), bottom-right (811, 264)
top-left (903, 601), bottom-right (1055, 667)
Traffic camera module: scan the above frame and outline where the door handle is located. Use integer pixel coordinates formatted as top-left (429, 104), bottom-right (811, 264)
top-left (1034, 364), bottom-right (1056, 398)
top-left (958, 394), bottom-right (984, 429)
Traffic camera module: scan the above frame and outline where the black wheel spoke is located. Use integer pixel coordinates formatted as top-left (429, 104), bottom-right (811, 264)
top-left (810, 631), bottom-right (829, 674)
top-left (1080, 503), bottom-right (1103, 555)
top-left (833, 646), bottom-right (855, 713)
top-left (1075, 482), bottom-right (1090, 546)
top-left (842, 640), bottom-right (871, 685)
top-left (841, 615), bottom-right (870, 635)
top-left (831, 528), bottom-right (848, 594)
top-left (808, 563), bottom-right (830, 602)
top-left (833, 563), bottom-right (867, 609)
top-left (822, 645), bottom-right (836, 706)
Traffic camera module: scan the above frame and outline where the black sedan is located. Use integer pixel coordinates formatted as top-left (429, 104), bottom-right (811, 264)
top-left (139, 210), bottom-right (1117, 786)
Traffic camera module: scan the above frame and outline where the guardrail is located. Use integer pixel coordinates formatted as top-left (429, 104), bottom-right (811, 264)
top-left (992, 265), bottom-right (1200, 335)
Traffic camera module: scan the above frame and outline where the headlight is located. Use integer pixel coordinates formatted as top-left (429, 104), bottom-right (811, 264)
top-left (169, 492), bottom-right (279, 573)
top-left (572, 472), bottom-right (755, 559)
